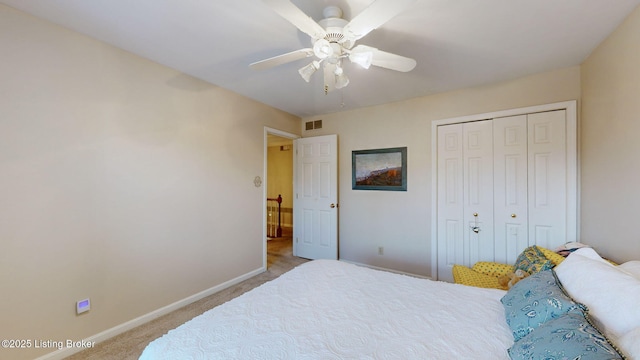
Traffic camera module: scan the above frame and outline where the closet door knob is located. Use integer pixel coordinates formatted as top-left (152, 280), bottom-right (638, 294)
top-left (511, 214), bottom-right (517, 218)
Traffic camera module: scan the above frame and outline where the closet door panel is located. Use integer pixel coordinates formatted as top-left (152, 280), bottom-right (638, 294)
top-left (528, 110), bottom-right (567, 249)
top-left (493, 115), bottom-right (528, 264)
top-left (463, 120), bottom-right (494, 267)
top-left (437, 124), bottom-right (464, 283)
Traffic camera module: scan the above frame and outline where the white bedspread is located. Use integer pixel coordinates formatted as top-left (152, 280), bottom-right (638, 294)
top-left (139, 260), bottom-right (513, 359)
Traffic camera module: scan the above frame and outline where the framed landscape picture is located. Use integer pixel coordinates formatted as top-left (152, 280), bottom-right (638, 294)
top-left (352, 147), bottom-right (407, 191)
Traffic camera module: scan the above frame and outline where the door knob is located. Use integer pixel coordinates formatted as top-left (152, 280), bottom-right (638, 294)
top-left (330, 203), bottom-right (336, 208)
top-left (511, 214), bottom-right (517, 218)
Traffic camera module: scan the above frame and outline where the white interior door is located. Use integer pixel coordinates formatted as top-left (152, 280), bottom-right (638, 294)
top-left (293, 135), bottom-right (338, 260)
top-left (493, 115), bottom-right (529, 264)
top-left (527, 110), bottom-right (567, 250)
top-left (436, 124), bottom-right (464, 282)
top-left (436, 121), bottom-right (493, 282)
top-left (463, 120), bottom-right (495, 268)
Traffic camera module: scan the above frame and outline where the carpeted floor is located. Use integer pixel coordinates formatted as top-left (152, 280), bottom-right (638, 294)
top-left (65, 230), bottom-right (307, 360)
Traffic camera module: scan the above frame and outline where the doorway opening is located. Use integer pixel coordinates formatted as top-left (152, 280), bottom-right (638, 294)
top-left (264, 128), bottom-right (299, 270)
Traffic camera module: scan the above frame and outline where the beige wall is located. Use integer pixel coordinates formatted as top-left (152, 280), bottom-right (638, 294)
top-left (0, 5), bottom-right (299, 360)
top-left (303, 66), bottom-right (581, 276)
top-left (581, 5), bottom-right (640, 262)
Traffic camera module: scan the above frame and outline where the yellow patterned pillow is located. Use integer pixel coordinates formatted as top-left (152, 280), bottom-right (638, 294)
top-left (472, 262), bottom-right (514, 278)
top-left (538, 246), bottom-right (565, 266)
top-left (452, 265), bottom-right (503, 289)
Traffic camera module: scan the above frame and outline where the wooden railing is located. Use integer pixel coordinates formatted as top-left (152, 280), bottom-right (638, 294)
top-left (266, 194), bottom-right (282, 238)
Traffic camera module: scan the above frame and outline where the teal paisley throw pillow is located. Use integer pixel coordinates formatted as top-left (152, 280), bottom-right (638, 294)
top-left (513, 245), bottom-right (554, 274)
top-left (501, 269), bottom-right (585, 341)
top-left (508, 313), bottom-right (623, 360)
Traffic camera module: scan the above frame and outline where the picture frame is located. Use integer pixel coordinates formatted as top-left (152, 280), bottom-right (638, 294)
top-left (352, 147), bottom-right (407, 191)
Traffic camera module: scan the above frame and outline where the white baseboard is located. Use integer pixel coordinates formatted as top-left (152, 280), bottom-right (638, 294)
top-left (339, 259), bottom-right (432, 280)
top-left (35, 266), bottom-right (267, 360)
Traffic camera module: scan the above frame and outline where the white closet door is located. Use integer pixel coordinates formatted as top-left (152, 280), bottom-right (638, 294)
top-left (437, 121), bottom-right (493, 282)
top-left (462, 121), bottom-right (494, 267)
top-left (436, 124), bottom-right (464, 282)
top-left (493, 115), bottom-right (529, 264)
top-left (435, 103), bottom-right (576, 281)
top-left (527, 110), bottom-right (567, 250)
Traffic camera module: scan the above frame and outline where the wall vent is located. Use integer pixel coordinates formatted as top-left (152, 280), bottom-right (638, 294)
top-left (305, 119), bottom-right (323, 130)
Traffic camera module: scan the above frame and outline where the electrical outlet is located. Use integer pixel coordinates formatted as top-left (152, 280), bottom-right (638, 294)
top-left (378, 246), bottom-right (384, 255)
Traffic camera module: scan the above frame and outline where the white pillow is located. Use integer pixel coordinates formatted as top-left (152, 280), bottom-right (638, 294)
top-left (554, 249), bottom-right (640, 341)
top-left (568, 247), bottom-right (610, 263)
top-left (619, 261), bottom-right (640, 280)
top-left (617, 327), bottom-right (640, 359)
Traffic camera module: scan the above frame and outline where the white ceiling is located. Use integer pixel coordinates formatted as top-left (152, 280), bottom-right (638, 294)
top-left (3, 0), bottom-right (639, 118)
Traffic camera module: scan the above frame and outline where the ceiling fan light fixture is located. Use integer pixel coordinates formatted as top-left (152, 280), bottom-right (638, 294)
top-left (298, 60), bottom-right (320, 82)
top-left (255, 1), bottom-right (418, 93)
top-left (334, 64), bottom-right (349, 89)
top-left (349, 50), bottom-right (373, 69)
top-left (335, 72), bottom-right (349, 89)
top-left (313, 39), bottom-right (334, 59)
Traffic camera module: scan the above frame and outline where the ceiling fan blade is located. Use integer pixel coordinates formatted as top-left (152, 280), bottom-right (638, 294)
top-left (343, 0), bottom-right (416, 41)
top-left (249, 48), bottom-right (314, 70)
top-left (262, 0), bottom-right (327, 40)
top-left (323, 63), bottom-right (336, 94)
top-left (352, 45), bottom-right (416, 72)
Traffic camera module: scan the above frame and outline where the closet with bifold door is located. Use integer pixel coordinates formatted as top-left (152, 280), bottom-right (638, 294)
top-left (435, 103), bottom-right (577, 282)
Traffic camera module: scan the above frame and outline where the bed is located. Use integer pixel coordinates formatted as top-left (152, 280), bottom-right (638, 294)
top-left (139, 260), bottom-right (513, 359)
top-left (140, 249), bottom-right (639, 360)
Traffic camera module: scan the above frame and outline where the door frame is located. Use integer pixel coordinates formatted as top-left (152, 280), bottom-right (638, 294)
top-left (263, 127), bottom-right (300, 270)
top-left (430, 100), bottom-right (577, 280)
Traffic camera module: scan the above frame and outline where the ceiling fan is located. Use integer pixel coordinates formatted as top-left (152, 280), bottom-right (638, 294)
top-left (250, 0), bottom-right (417, 94)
